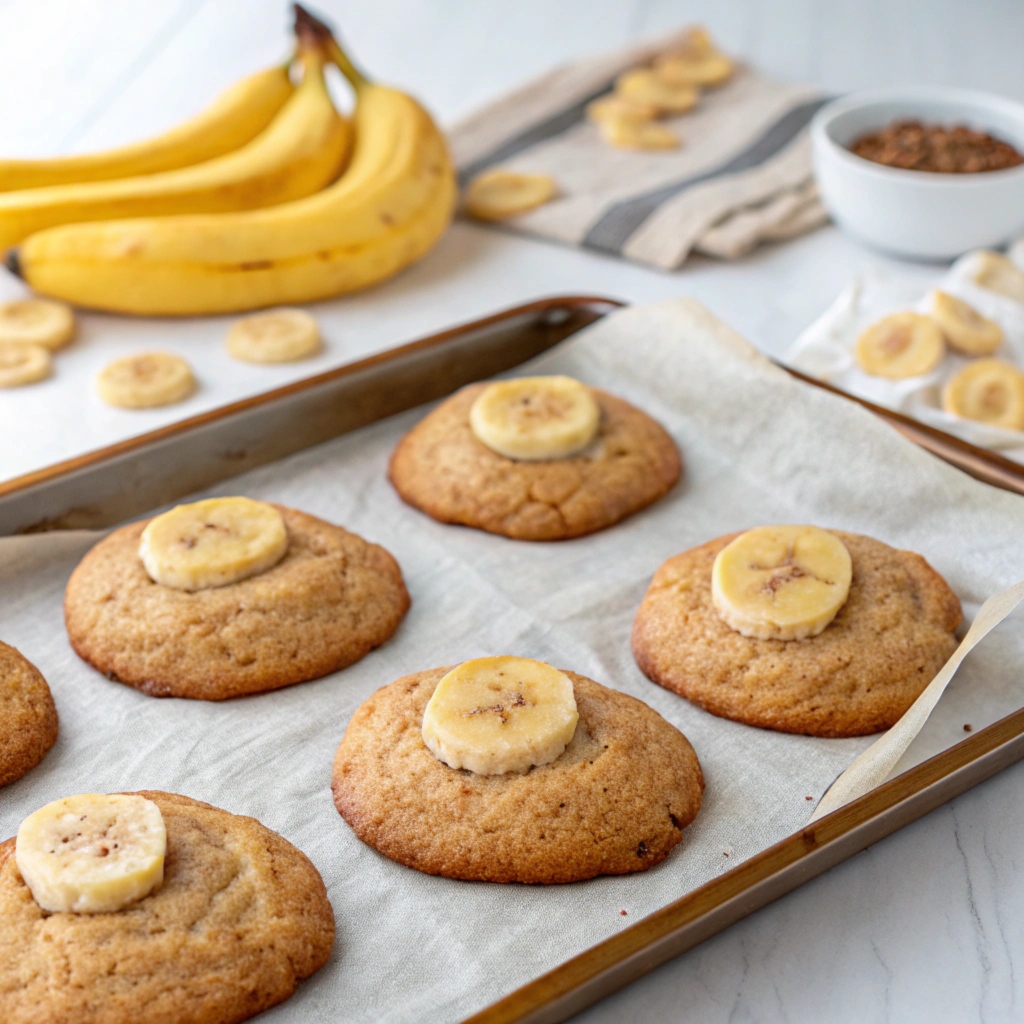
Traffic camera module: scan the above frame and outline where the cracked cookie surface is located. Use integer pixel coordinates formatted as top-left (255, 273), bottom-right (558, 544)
top-left (332, 668), bottom-right (703, 883)
top-left (65, 506), bottom-right (410, 700)
top-left (388, 384), bottom-right (681, 541)
top-left (0, 791), bottom-right (334, 1024)
top-left (632, 531), bottom-right (962, 737)
top-left (0, 642), bottom-right (57, 788)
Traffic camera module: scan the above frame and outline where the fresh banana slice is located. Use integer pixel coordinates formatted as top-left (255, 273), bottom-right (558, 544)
top-left (585, 94), bottom-right (659, 124)
top-left (614, 68), bottom-right (700, 114)
top-left (0, 299), bottom-right (74, 351)
top-left (421, 656), bottom-right (579, 775)
top-left (96, 351), bottom-right (195, 409)
top-left (15, 793), bottom-right (166, 914)
top-left (942, 359), bottom-right (1024, 430)
top-left (0, 342), bottom-right (51, 387)
top-left (969, 251), bottom-right (1024, 303)
top-left (464, 169), bottom-right (558, 221)
top-left (599, 116), bottom-right (680, 151)
top-left (712, 525), bottom-right (853, 641)
top-left (854, 312), bottom-right (945, 379)
top-left (139, 496), bottom-right (289, 591)
top-left (226, 308), bottom-right (322, 364)
top-left (469, 375), bottom-right (601, 460)
top-left (928, 290), bottom-right (1003, 356)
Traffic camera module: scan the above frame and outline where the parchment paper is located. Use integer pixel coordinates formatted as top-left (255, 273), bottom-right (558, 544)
top-left (3, 299), bottom-right (1024, 1023)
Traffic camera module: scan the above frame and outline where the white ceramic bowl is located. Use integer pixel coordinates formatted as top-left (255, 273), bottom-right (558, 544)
top-left (811, 87), bottom-right (1024, 261)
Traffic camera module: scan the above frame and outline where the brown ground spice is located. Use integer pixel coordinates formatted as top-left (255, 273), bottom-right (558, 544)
top-left (850, 119), bottom-right (1024, 173)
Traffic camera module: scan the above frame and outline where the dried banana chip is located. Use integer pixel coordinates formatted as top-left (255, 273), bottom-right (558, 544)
top-left (599, 116), bottom-right (680, 151)
top-left (586, 94), bottom-right (659, 124)
top-left (464, 169), bottom-right (557, 221)
top-left (615, 68), bottom-right (700, 115)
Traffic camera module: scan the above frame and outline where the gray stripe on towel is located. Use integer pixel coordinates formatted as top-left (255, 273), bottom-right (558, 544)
top-left (582, 96), bottom-right (831, 255)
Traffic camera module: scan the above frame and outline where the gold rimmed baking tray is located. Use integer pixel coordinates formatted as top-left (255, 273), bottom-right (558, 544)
top-left (2, 296), bottom-right (1024, 1024)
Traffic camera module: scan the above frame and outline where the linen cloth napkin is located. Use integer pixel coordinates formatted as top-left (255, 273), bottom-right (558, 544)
top-left (2, 300), bottom-right (1023, 1024)
top-left (449, 30), bottom-right (829, 268)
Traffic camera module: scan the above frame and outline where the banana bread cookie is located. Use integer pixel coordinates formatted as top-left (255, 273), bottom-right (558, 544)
top-left (0, 642), bottom-right (57, 787)
top-left (388, 383), bottom-right (681, 541)
top-left (332, 667), bottom-right (704, 883)
top-left (632, 530), bottom-right (962, 737)
top-left (64, 505), bottom-right (409, 700)
top-left (0, 791), bottom-right (334, 1024)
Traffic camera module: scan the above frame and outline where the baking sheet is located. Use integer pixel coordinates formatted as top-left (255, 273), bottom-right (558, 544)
top-left (2, 298), bottom-right (1024, 1023)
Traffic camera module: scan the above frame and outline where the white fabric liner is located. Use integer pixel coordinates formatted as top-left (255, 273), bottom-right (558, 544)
top-left (2, 299), bottom-right (1023, 1024)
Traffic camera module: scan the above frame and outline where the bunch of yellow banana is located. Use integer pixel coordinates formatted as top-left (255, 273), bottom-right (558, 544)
top-left (2, 5), bottom-right (456, 316)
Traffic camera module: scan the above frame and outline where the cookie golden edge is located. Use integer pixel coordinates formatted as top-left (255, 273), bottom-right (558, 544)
top-left (0, 790), bottom-right (334, 1024)
top-left (388, 383), bottom-right (682, 541)
top-left (332, 668), bottom-right (704, 883)
top-left (632, 531), bottom-right (963, 738)
top-left (0, 642), bottom-right (58, 788)
top-left (63, 505), bottom-right (410, 700)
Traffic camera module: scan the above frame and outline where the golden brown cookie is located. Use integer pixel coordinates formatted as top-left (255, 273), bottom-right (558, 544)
top-left (388, 384), bottom-right (681, 541)
top-left (0, 791), bottom-right (334, 1024)
top-left (64, 505), bottom-right (410, 700)
top-left (0, 642), bottom-right (57, 788)
top-left (332, 668), bottom-right (703, 882)
top-left (632, 531), bottom-right (963, 737)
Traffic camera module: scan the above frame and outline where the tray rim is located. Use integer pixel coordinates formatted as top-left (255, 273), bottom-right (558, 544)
top-left (4, 295), bottom-right (1024, 1024)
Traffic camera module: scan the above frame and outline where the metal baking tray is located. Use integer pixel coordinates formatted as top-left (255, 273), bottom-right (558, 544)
top-left (3, 296), bottom-right (1023, 1024)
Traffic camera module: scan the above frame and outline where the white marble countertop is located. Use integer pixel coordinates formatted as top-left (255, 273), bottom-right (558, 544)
top-left (2, 1), bottom-right (1023, 1020)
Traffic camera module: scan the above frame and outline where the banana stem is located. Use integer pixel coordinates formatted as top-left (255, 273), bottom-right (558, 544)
top-left (292, 4), bottom-right (369, 89)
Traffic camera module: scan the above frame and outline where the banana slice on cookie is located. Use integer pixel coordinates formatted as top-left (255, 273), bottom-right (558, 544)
top-left (969, 251), bottom-right (1024, 303)
top-left (928, 290), bottom-right (1003, 356)
top-left (421, 656), bottom-right (579, 775)
top-left (854, 312), bottom-right (945, 379)
top-left (226, 308), bottom-right (322, 364)
top-left (599, 116), bottom-right (680, 151)
top-left (469, 375), bottom-right (601, 460)
top-left (0, 341), bottom-right (51, 387)
top-left (139, 496), bottom-right (289, 591)
top-left (464, 169), bottom-right (557, 221)
top-left (615, 68), bottom-right (700, 114)
top-left (97, 351), bottom-right (195, 408)
top-left (942, 359), bottom-right (1024, 430)
top-left (712, 525), bottom-right (853, 641)
top-left (0, 299), bottom-right (74, 351)
top-left (16, 793), bottom-right (166, 913)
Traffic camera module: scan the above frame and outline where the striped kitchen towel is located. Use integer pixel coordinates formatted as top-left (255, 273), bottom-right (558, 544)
top-left (449, 28), bottom-right (830, 268)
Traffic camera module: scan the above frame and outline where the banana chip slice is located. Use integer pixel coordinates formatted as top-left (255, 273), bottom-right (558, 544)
top-left (464, 169), bottom-right (557, 221)
top-left (654, 27), bottom-right (734, 88)
top-left (469, 375), bottom-right (601, 460)
top-left (97, 351), bottom-right (195, 408)
top-left (854, 312), bottom-right (945, 379)
top-left (586, 94), bottom-right (659, 124)
top-left (227, 308), bottom-right (322, 364)
top-left (615, 68), bottom-right (700, 114)
top-left (0, 341), bottom-right (51, 387)
top-left (599, 116), bottom-right (680, 151)
top-left (139, 496), bottom-right (289, 591)
top-left (0, 299), bottom-right (75, 351)
top-left (16, 793), bottom-right (166, 914)
top-left (942, 359), bottom-right (1024, 431)
top-left (928, 290), bottom-right (1003, 356)
top-left (969, 251), bottom-right (1024, 303)
top-left (421, 656), bottom-right (579, 775)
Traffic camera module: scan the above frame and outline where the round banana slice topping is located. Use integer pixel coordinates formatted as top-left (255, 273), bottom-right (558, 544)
top-left (586, 94), bottom-right (659, 124)
top-left (464, 169), bottom-right (558, 221)
top-left (469, 375), bottom-right (601, 461)
top-left (226, 308), bottom-right (322, 364)
top-left (712, 525), bottom-right (853, 641)
top-left (15, 793), bottom-right (166, 914)
top-left (854, 312), bottom-right (945, 379)
top-left (942, 359), bottom-right (1024, 431)
top-left (614, 68), bottom-right (700, 114)
top-left (928, 290), bottom-right (1003, 356)
top-left (139, 496), bottom-right (289, 591)
top-left (421, 656), bottom-right (579, 775)
top-left (96, 351), bottom-right (196, 409)
top-left (969, 251), bottom-right (1024, 303)
top-left (0, 298), bottom-right (75, 351)
top-left (0, 341), bottom-right (51, 387)
top-left (599, 116), bottom-right (680, 151)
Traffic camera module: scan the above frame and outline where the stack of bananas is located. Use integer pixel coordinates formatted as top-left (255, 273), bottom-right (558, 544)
top-left (0, 5), bottom-right (457, 317)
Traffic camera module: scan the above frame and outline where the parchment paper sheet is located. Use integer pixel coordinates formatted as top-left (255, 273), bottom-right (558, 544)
top-left (2, 299), bottom-right (1024, 1023)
